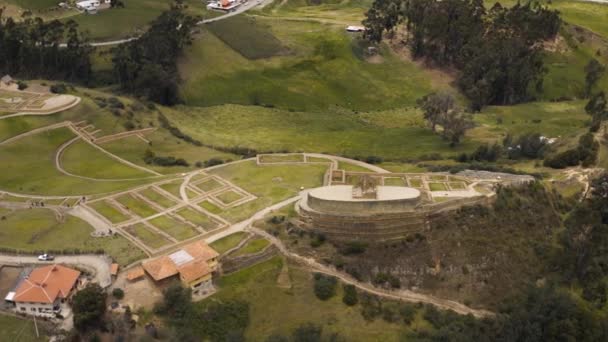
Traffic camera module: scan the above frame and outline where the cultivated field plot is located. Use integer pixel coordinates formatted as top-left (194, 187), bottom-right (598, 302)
top-left (188, 174), bottom-right (257, 211)
top-left (124, 223), bottom-right (172, 250)
top-left (137, 187), bottom-right (179, 209)
top-left (87, 200), bottom-right (131, 224)
top-left (115, 194), bottom-right (159, 218)
top-left (175, 207), bottom-right (223, 231)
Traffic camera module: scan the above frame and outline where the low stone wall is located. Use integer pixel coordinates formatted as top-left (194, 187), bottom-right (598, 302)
top-left (307, 192), bottom-right (420, 216)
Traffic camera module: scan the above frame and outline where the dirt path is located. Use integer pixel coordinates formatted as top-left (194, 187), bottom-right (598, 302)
top-left (247, 226), bottom-right (494, 318)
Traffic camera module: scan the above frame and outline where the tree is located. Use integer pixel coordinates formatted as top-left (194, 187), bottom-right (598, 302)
top-left (342, 284), bottom-right (358, 306)
top-left (153, 284), bottom-right (191, 320)
top-left (293, 323), bottom-right (322, 342)
top-left (585, 91), bottom-right (607, 119)
top-left (110, 0), bottom-right (125, 8)
top-left (419, 92), bottom-right (456, 132)
top-left (441, 109), bottom-right (473, 146)
top-left (585, 59), bottom-right (606, 98)
top-left (112, 288), bottom-right (124, 299)
top-left (72, 284), bottom-right (107, 331)
top-left (313, 273), bottom-right (337, 300)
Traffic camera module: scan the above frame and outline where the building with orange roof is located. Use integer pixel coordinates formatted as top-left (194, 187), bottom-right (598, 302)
top-left (142, 241), bottom-right (219, 295)
top-left (111, 263), bottom-right (119, 277)
top-left (12, 264), bottom-right (81, 317)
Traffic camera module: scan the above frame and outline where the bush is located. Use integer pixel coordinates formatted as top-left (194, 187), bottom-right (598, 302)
top-left (112, 288), bottom-right (124, 300)
top-left (313, 273), bottom-right (337, 301)
top-left (292, 323), bottom-right (322, 342)
top-left (50, 83), bottom-right (68, 94)
top-left (399, 304), bottom-right (416, 325)
top-left (107, 97), bottom-right (125, 109)
top-left (17, 81), bottom-right (28, 90)
top-left (364, 156), bottom-right (383, 164)
top-left (342, 284), bottom-right (358, 306)
top-left (204, 158), bottom-right (225, 167)
top-left (339, 241), bottom-right (367, 255)
top-left (143, 149), bottom-right (189, 167)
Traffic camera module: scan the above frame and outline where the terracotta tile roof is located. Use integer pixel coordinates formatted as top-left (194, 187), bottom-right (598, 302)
top-left (142, 241), bottom-right (218, 282)
top-left (178, 259), bottom-right (211, 283)
top-left (13, 265), bottom-right (80, 304)
top-left (182, 240), bottom-right (219, 261)
top-left (142, 256), bottom-right (178, 281)
top-left (127, 266), bottom-right (145, 281)
top-left (110, 263), bottom-right (119, 276)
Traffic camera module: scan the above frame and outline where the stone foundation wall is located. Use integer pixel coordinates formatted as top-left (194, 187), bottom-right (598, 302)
top-left (307, 192), bottom-right (420, 215)
top-left (297, 195), bottom-right (494, 242)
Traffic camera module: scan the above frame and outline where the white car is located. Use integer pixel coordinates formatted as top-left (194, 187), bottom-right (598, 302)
top-left (38, 254), bottom-right (55, 261)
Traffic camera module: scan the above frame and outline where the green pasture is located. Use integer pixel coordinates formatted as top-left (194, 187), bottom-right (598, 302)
top-left (0, 208), bottom-right (144, 265)
top-left (197, 200), bottom-right (223, 215)
top-left (215, 190), bottom-right (244, 204)
top-left (209, 161), bottom-right (327, 222)
top-left (139, 187), bottom-right (178, 208)
top-left (233, 238), bottom-right (270, 256)
top-left (196, 177), bottom-right (224, 192)
top-left (176, 207), bottom-right (219, 230)
top-left (158, 180), bottom-right (183, 198)
top-left (0, 314), bottom-right (47, 341)
top-left (5, 0), bottom-right (57, 11)
top-left (125, 223), bottom-right (171, 249)
top-left (180, 17), bottom-right (449, 111)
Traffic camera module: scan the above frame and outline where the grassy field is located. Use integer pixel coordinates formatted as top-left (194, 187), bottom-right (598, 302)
top-left (0, 208), bottom-right (144, 265)
top-left (196, 178), bottom-right (224, 192)
top-left (116, 194), bottom-right (158, 218)
top-left (148, 216), bottom-right (198, 241)
top-left (61, 139), bottom-right (154, 180)
top-left (176, 208), bottom-right (219, 230)
top-left (158, 180), bottom-right (183, 198)
top-left (206, 257), bottom-right (424, 341)
top-left (207, 16), bottom-right (286, 59)
top-left (215, 190), bottom-right (244, 204)
top-left (139, 187), bottom-right (178, 208)
top-left (0, 314), bottom-right (47, 341)
top-left (179, 17), bottom-right (450, 111)
top-left (209, 161), bottom-right (327, 222)
top-left (5, 0), bottom-right (58, 10)
top-left (210, 232), bottom-right (247, 254)
top-left (125, 223), bottom-right (171, 249)
top-left (197, 200), bottom-right (223, 215)
top-left (0, 127), bottom-right (153, 196)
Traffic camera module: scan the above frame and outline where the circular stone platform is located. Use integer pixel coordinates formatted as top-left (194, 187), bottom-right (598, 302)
top-left (305, 185), bottom-right (421, 215)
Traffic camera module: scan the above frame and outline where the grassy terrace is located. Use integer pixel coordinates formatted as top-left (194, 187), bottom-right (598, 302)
top-left (176, 208), bottom-right (219, 230)
top-left (115, 194), bottom-right (158, 218)
top-left (88, 200), bottom-right (131, 224)
top-left (0, 127), bottom-right (152, 196)
top-left (210, 232), bottom-right (247, 254)
top-left (125, 223), bottom-right (171, 249)
top-left (197, 200), bottom-right (223, 215)
top-left (209, 161), bottom-right (327, 222)
top-left (233, 238), bottom-right (270, 256)
top-left (61, 139), bottom-right (153, 180)
top-left (215, 190), bottom-right (244, 204)
top-left (139, 187), bottom-right (178, 208)
top-left (0, 208), bottom-right (144, 265)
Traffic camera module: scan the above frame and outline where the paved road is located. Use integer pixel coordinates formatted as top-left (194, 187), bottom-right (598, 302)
top-left (0, 254), bottom-right (113, 288)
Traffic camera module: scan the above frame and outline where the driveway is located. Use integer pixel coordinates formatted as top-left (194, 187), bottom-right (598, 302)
top-left (0, 254), bottom-right (112, 288)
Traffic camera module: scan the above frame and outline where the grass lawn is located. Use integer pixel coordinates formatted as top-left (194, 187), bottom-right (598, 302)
top-left (408, 178), bottom-right (423, 188)
top-left (215, 190), bottom-right (244, 204)
top-left (209, 161), bottom-right (327, 222)
top-left (138, 187), bottom-right (178, 208)
top-left (197, 200), bottom-right (224, 215)
top-left (148, 216), bottom-right (198, 241)
top-left (88, 200), bottom-right (131, 224)
top-left (429, 183), bottom-right (448, 191)
top-left (116, 194), bottom-right (158, 218)
top-left (125, 223), bottom-right (171, 249)
top-left (233, 238), bottom-right (270, 256)
top-left (176, 208), bottom-right (219, 230)
top-left (0, 127), bottom-right (153, 196)
top-left (207, 257), bottom-right (421, 341)
top-left (210, 232), bottom-right (247, 254)
top-left (0, 208), bottom-right (145, 265)
top-left (61, 139), bottom-right (153, 180)
top-left (5, 0), bottom-right (57, 10)
top-left (196, 178), bottom-right (224, 192)
top-left (0, 314), bottom-right (47, 341)
top-left (551, 0), bottom-right (608, 38)
top-left (448, 182), bottom-right (467, 190)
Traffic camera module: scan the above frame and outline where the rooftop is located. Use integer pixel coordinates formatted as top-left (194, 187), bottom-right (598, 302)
top-left (13, 265), bottom-right (80, 304)
top-left (143, 241), bottom-right (218, 282)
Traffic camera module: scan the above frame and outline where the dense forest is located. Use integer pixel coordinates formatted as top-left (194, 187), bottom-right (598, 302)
top-left (0, 10), bottom-right (93, 83)
top-left (364, 0), bottom-right (561, 110)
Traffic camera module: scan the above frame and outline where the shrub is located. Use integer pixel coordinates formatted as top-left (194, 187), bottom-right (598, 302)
top-left (17, 81), bottom-right (28, 90)
top-left (204, 158), bottom-right (224, 167)
top-left (50, 83), bottom-right (68, 94)
top-left (339, 241), bottom-right (367, 255)
top-left (365, 156), bottom-right (383, 164)
top-left (143, 150), bottom-right (189, 167)
top-left (107, 97), bottom-right (125, 109)
top-left (399, 304), bottom-right (416, 325)
top-left (313, 273), bottom-right (337, 301)
top-left (292, 323), bottom-right (322, 342)
top-left (342, 284), bottom-right (358, 306)
top-left (112, 288), bottom-right (124, 299)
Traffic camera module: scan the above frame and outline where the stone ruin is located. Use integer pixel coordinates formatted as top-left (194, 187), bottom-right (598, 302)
top-left (352, 175), bottom-right (378, 199)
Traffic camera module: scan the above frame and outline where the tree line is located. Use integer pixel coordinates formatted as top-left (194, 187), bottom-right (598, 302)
top-left (0, 10), bottom-right (93, 83)
top-left (364, 0), bottom-right (561, 110)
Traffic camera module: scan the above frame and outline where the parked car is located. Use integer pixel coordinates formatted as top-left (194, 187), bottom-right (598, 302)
top-left (38, 254), bottom-right (55, 261)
